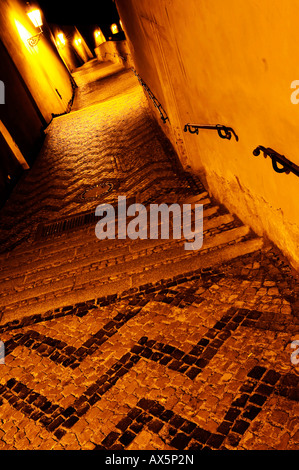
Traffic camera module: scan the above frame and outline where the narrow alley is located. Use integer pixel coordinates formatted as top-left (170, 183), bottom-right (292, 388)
top-left (0, 58), bottom-right (298, 451)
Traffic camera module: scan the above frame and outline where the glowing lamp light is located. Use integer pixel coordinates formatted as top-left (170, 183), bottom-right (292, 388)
top-left (15, 19), bottom-right (33, 52)
top-left (27, 9), bottom-right (43, 28)
top-left (57, 33), bottom-right (66, 46)
top-left (94, 29), bottom-right (105, 46)
top-left (111, 23), bottom-right (119, 34)
top-left (26, 4), bottom-right (43, 47)
top-left (75, 38), bottom-right (81, 46)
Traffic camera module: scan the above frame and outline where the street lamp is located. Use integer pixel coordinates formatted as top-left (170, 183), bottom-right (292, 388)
top-left (26, 3), bottom-right (43, 47)
top-left (57, 32), bottom-right (66, 48)
top-left (110, 23), bottom-right (119, 34)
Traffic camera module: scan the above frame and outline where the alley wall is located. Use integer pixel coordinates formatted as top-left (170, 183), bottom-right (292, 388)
top-left (115, 0), bottom-right (299, 270)
top-left (0, 0), bottom-right (74, 124)
top-left (0, 0), bottom-right (75, 205)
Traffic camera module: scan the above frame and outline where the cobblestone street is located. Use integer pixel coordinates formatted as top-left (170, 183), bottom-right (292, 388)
top-left (0, 59), bottom-right (298, 450)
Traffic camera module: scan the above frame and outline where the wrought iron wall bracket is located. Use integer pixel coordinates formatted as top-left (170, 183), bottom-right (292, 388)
top-left (27, 31), bottom-right (42, 47)
top-left (253, 146), bottom-right (299, 177)
top-left (184, 123), bottom-right (239, 142)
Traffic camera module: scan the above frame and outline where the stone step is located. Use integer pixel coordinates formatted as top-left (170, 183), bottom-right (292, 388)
top-left (128, 212), bottom-right (234, 253)
top-left (71, 225), bottom-right (252, 289)
top-left (1, 192), bottom-right (210, 263)
top-left (0, 224), bottom-right (251, 309)
top-left (27, 213), bottom-right (240, 288)
top-left (0, 211), bottom-right (236, 291)
top-left (131, 236), bottom-right (264, 288)
top-left (0, 210), bottom-right (232, 284)
top-left (0, 201), bottom-right (217, 276)
top-left (0, 235), bottom-right (263, 325)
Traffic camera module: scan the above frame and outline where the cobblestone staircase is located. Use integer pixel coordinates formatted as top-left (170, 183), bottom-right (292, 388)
top-left (0, 187), bottom-right (263, 325)
top-left (0, 61), bottom-right (263, 324)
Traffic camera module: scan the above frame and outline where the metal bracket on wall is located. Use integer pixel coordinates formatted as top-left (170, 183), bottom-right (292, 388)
top-left (184, 123), bottom-right (239, 142)
top-left (27, 30), bottom-right (43, 48)
top-left (253, 146), bottom-right (299, 177)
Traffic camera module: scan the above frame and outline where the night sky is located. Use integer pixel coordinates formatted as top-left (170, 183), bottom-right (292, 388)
top-left (37, 0), bottom-right (122, 50)
top-left (37, 0), bottom-right (119, 25)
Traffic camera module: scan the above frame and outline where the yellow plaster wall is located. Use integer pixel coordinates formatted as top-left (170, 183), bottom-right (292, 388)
top-left (73, 27), bottom-right (94, 64)
top-left (0, 0), bottom-right (74, 124)
top-left (116, 0), bottom-right (299, 270)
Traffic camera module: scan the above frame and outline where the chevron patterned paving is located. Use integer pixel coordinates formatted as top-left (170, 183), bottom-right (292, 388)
top-left (0, 248), bottom-right (298, 449)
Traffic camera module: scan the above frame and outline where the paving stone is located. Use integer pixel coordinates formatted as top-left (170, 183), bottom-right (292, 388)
top-left (101, 431), bottom-right (120, 448)
top-left (170, 432), bottom-right (191, 449)
top-left (206, 433), bottom-right (226, 448)
top-left (119, 430), bottom-right (136, 446)
top-left (191, 427), bottom-right (211, 444)
top-left (116, 417), bottom-right (132, 432)
top-left (249, 394), bottom-right (268, 406)
top-left (242, 405), bottom-right (262, 421)
top-left (247, 366), bottom-right (267, 380)
top-left (224, 407), bottom-right (242, 422)
top-left (217, 420), bottom-right (233, 435)
top-left (231, 419), bottom-right (250, 435)
top-left (147, 419), bottom-right (164, 433)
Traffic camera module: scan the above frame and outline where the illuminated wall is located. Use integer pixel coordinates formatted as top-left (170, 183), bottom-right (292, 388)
top-left (73, 27), bottom-right (93, 64)
top-left (0, 0), bottom-right (75, 205)
top-left (0, 0), bottom-right (74, 124)
top-left (52, 28), bottom-right (79, 72)
top-left (0, 38), bottom-right (44, 166)
top-left (94, 28), bottom-right (106, 48)
top-left (53, 25), bottom-right (93, 72)
top-left (53, 27), bottom-right (83, 72)
top-left (115, 0), bottom-right (299, 270)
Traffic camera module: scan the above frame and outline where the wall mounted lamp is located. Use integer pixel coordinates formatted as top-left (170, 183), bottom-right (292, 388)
top-left (57, 33), bottom-right (66, 48)
top-left (26, 3), bottom-right (43, 47)
top-left (111, 23), bottom-right (119, 34)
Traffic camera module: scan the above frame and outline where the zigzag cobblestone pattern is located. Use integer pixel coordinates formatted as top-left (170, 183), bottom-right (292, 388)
top-left (0, 248), bottom-right (298, 449)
